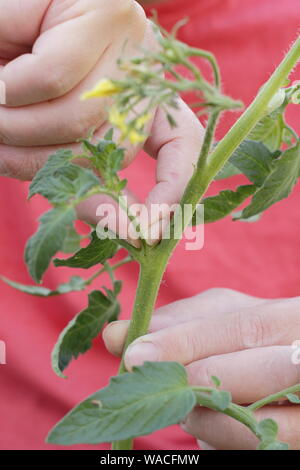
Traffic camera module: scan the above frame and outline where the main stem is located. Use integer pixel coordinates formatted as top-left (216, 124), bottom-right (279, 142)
top-left (112, 37), bottom-right (300, 451)
top-left (112, 255), bottom-right (167, 450)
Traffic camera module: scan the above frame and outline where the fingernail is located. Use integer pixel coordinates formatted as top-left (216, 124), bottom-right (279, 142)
top-left (197, 440), bottom-right (215, 451)
top-left (102, 320), bottom-right (129, 342)
top-left (125, 341), bottom-right (159, 369)
top-left (102, 321), bottom-right (130, 356)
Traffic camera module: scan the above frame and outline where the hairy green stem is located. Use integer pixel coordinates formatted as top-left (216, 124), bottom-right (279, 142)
top-left (85, 256), bottom-right (132, 286)
top-left (248, 383), bottom-right (300, 411)
top-left (195, 393), bottom-right (260, 438)
top-left (207, 37), bottom-right (300, 177)
top-left (112, 37), bottom-right (300, 451)
top-left (189, 48), bottom-right (221, 88)
top-left (197, 110), bottom-right (220, 171)
top-left (111, 256), bottom-right (167, 450)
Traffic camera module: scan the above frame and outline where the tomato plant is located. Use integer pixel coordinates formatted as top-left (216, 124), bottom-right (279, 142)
top-left (2, 24), bottom-right (300, 450)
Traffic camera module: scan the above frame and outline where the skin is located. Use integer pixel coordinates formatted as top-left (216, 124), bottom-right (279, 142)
top-left (0, 0), bottom-right (203, 242)
top-left (103, 288), bottom-right (300, 450)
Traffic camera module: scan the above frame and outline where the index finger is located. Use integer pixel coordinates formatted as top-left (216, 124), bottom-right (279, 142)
top-left (123, 297), bottom-right (300, 369)
top-left (102, 289), bottom-right (267, 358)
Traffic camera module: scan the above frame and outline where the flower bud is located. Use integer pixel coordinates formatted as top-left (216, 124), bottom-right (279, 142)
top-left (266, 88), bottom-right (285, 113)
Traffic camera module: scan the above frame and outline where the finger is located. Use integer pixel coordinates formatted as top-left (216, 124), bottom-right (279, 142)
top-left (182, 405), bottom-right (300, 450)
top-left (102, 320), bottom-right (131, 357)
top-left (0, 117), bottom-right (140, 180)
top-left (76, 188), bottom-right (141, 248)
top-left (142, 100), bottom-right (204, 244)
top-left (0, 0), bottom-right (49, 58)
top-left (187, 345), bottom-right (300, 404)
top-left (0, 0), bottom-right (144, 106)
top-left (0, 51), bottom-right (119, 147)
top-left (122, 297), bottom-right (300, 369)
top-left (197, 440), bottom-right (215, 450)
top-left (102, 289), bottom-right (267, 357)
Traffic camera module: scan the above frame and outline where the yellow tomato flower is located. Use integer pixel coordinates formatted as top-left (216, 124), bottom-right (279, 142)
top-left (108, 107), bottom-right (147, 145)
top-left (128, 130), bottom-right (147, 144)
top-left (135, 112), bottom-right (152, 130)
top-left (109, 107), bottom-right (128, 134)
top-left (81, 79), bottom-right (121, 100)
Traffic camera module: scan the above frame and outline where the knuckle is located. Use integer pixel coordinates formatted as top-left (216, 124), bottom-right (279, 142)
top-left (109, 0), bottom-right (146, 26)
top-left (236, 312), bottom-right (266, 349)
top-left (67, 112), bottom-right (103, 141)
top-left (178, 327), bottom-right (204, 364)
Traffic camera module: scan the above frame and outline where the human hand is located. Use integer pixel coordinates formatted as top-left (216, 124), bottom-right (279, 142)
top-left (0, 0), bottom-right (203, 243)
top-left (103, 288), bottom-right (300, 449)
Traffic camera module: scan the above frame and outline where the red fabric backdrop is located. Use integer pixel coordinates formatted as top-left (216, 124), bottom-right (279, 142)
top-left (0, 0), bottom-right (299, 450)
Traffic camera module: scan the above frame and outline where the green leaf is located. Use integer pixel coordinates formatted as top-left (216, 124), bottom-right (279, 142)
top-left (240, 143), bottom-right (300, 219)
top-left (61, 225), bottom-right (82, 254)
top-left (0, 275), bottom-right (86, 297)
top-left (210, 390), bottom-right (231, 411)
top-left (47, 362), bottom-right (196, 444)
top-left (193, 185), bottom-right (256, 224)
top-left (54, 231), bottom-right (118, 269)
top-left (82, 136), bottom-right (126, 192)
top-left (52, 289), bottom-right (121, 377)
top-left (25, 207), bottom-right (76, 283)
top-left (249, 115), bottom-right (284, 151)
top-left (229, 140), bottom-right (275, 186)
top-left (258, 441), bottom-right (289, 450)
top-left (29, 149), bottom-right (75, 199)
top-left (257, 418), bottom-right (278, 442)
top-left (232, 211), bottom-right (262, 223)
top-left (286, 393), bottom-right (300, 404)
top-left (211, 376), bottom-right (221, 388)
top-left (215, 161), bottom-right (241, 180)
top-left (31, 164), bottom-right (100, 205)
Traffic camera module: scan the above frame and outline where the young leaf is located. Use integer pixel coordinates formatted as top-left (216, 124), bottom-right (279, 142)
top-left (0, 275), bottom-right (86, 297)
top-left (258, 441), bottom-right (289, 450)
top-left (52, 289), bottom-right (121, 378)
top-left (30, 165), bottom-right (100, 205)
top-left (47, 362), bottom-right (196, 444)
top-left (211, 376), bottom-right (221, 388)
top-left (29, 149), bottom-right (75, 199)
top-left (286, 393), bottom-right (300, 404)
top-left (239, 143), bottom-right (300, 220)
top-left (257, 418), bottom-right (278, 442)
top-left (25, 207), bottom-right (76, 283)
top-left (229, 140), bottom-right (275, 186)
top-left (192, 185), bottom-right (256, 224)
top-left (210, 390), bottom-right (231, 411)
top-left (82, 135), bottom-right (126, 192)
top-left (257, 418), bottom-right (289, 451)
top-left (54, 231), bottom-right (118, 269)
top-left (249, 115), bottom-right (284, 151)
